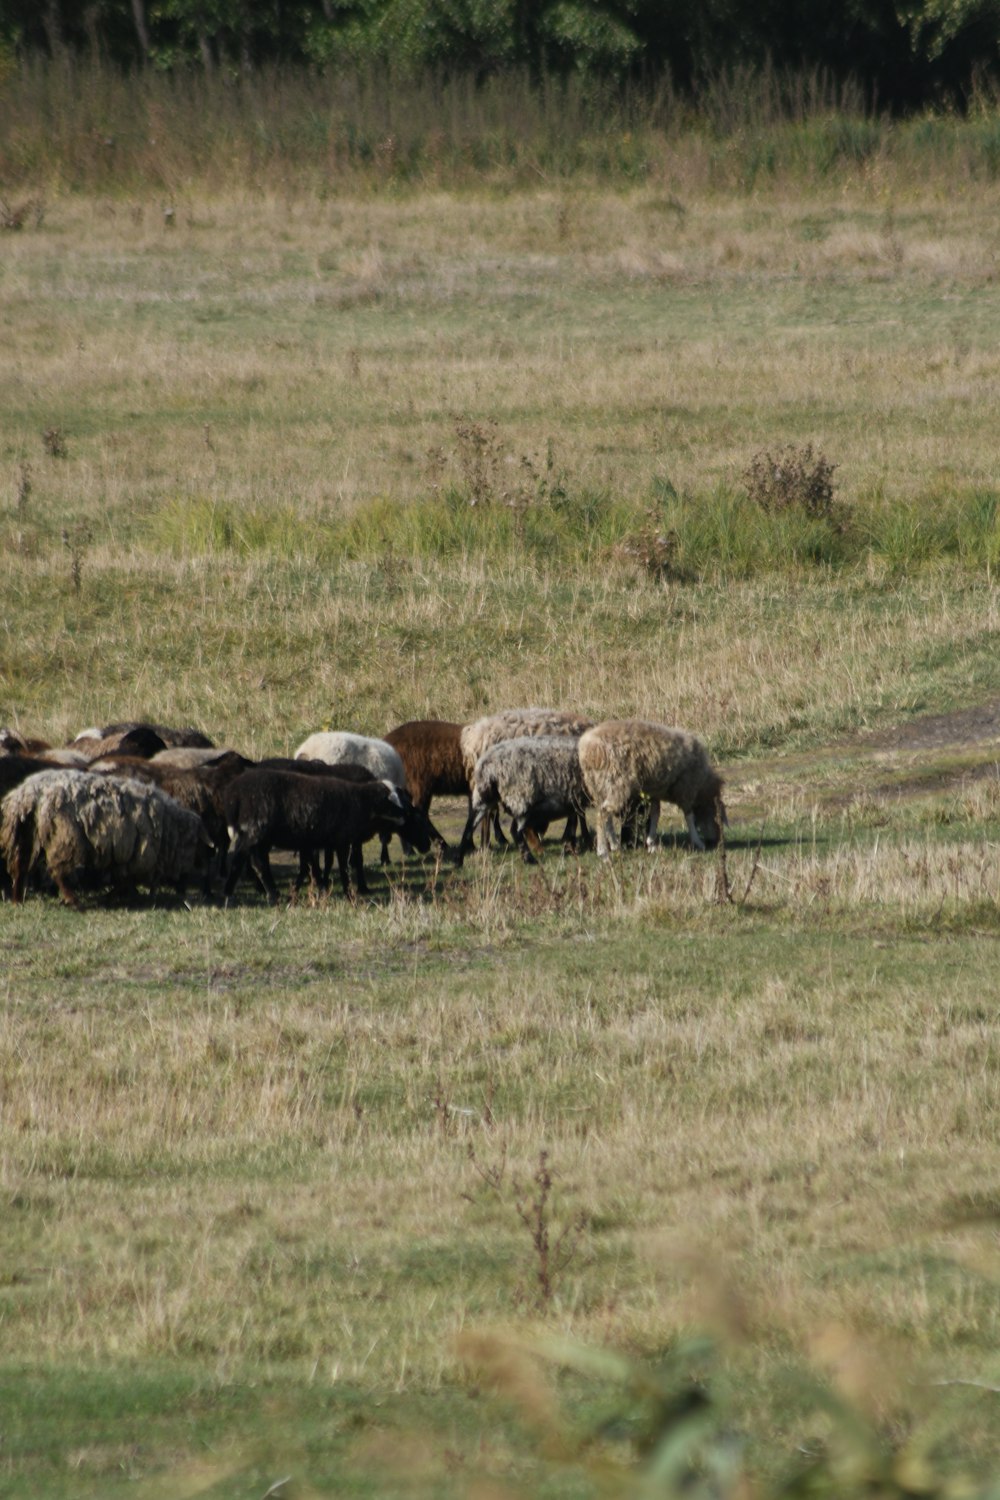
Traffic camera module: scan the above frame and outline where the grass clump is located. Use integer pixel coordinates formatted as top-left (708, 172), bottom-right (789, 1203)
top-left (147, 478), bottom-right (1000, 582)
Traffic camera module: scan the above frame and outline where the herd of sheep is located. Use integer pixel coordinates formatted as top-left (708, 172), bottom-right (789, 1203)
top-left (0, 710), bottom-right (726, 908)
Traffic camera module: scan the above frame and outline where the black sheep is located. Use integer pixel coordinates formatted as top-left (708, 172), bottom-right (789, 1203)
top-left (221, 768), bottom-right (409, 902)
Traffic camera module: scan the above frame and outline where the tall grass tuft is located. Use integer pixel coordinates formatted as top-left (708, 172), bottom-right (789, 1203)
top-left (149, 482), bottom-right (1000, 579)
top-left (11, 57), bottom-right (1000, 195)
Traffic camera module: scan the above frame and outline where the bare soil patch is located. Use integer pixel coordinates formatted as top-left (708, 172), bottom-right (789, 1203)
top-left (859, 698), bottom-right (1000, 753)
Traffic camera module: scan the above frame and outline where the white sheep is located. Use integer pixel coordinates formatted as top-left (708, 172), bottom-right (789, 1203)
top-left (1, 769), bottom-right (209, 905)
top-left (294, 731), bottom-right (406, 787)
top-left (577, 720), bottom-right (725, 855)
top-left (470, 735), bottom-right (591, 862)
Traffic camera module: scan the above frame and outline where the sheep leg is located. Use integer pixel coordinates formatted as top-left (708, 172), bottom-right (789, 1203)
top-left (522, 824), bottom-right (545, 862)
top-left (333, 844), bottom-right (353, 896)
top-left (247, 849), bottom-right (279, 903)
top-left (223, 849), bottom-right (245, 899)
top-left (491, 810), bottom-right (509, 847)
top-left (259, 852), bottom-right (280, 902)
top-left (458, 800), bottom-right (486, 860)
top-left (53, 871), bottom-right (79, 907)
top-left (458, 799), bottom-right (506, 858)
top-left (620, 795), bottom-right (643, 849)
top-left (596, 809), bottom-right (619, 857)
top-left (685, 809), bottom-right (706, 851)
top-left (646, 800), bottom-right (662, 851)
top-left (7, 817), bottom-right (34, 903)
top-left (349, 842), bottom-right (369, 895)
top-left (511, 819), bottom-right (538, 865)
top-left (417, 796), bottom-right (450, 854)
top-left (294, 848), bottom-right (323, 892)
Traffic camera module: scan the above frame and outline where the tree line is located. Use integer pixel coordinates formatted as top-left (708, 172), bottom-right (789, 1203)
top-left (7, 0), bottom-right (1000, 111)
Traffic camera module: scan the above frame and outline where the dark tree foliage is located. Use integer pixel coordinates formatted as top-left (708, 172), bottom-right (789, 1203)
top-left (3, 0), bottom-right (1000, 110)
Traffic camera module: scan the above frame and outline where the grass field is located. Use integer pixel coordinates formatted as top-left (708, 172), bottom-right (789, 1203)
top-left (3, 122), bottom-right (1000, 1497)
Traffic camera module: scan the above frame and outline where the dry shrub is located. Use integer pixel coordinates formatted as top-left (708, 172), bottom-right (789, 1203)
top-left (743, 442), bottom-right (839, 521)
top-left (614, 509), bottom-right (688, 580)
top-left (454, 417), bottom-right (504, 506)
top-left (0, 194), bottom-right (44, 230)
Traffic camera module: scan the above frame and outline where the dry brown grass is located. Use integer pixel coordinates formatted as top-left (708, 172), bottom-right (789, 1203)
top-left (4, 186), bottom-right (1000, 531)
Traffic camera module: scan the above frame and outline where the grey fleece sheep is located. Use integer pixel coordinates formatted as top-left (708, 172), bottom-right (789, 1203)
top-left (458, 708), bottom-right (594, 855)
top-left (1, 769), bottom-right (210, 905)
top-left (470, 736), bottom-right (591, 862)
top-left (459, 708), bottom-right (595, 782)
top-left (577, 720), bottom-right (725, 855)
top-left (90, 751), bottom-right (253, 892)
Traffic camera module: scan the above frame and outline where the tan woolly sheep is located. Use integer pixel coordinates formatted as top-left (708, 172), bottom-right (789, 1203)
top-left (1, 769), bottom-right (210, 905)
top-left (577, 720), bottom-right (725, 855)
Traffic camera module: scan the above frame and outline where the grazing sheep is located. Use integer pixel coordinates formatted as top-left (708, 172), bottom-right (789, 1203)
top-left (383, 720), bottom-right (465, 802)
top-left (294, 731), bottom-right (406, 785)
top-left (29, 748), bottom-right (92, 768)
top-left (90, 751), bottom-right (253, 892)
top-left (470, 736), bottom-right (591, 863)
top-left (88, 721), bottom-right (215, 749)
top-left (100, 723), bottom-right (215, 750)
top-left (1, 769), bottom-right (210, 905)
top-left (0, 755), bottom-right (49, 899)
top-left (0, 728), bottom-right (50, 755)
top-left (577, 720), bottom-right (725, 855)
top-left (383, 719), bottom-right (470, 850)
top-left (458, 708), bottom-right (595, 855)
top-left (221, 768), bottom-right (407, 902)
top-left (260, 756), bottom-right (433, 882)
top-left (294, 731), bottom-right (412, 863)
top-left (152, 746), bottom-right (242, 770)
top-left (70, 725), bottom-right (168, 762)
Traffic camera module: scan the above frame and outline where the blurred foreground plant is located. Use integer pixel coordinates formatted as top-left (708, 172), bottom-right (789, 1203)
top-left (456, 1325), bottom-right (1000, 1500)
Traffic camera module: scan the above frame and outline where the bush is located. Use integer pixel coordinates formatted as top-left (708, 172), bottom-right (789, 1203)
top-left (743, 443), bottom-right (839, 521)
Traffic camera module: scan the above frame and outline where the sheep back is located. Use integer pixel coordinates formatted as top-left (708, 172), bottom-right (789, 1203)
top-left (294, 732), bottom-right (406, 788)
top-left (460, 708), bottom-right (594, 781)
top-left (152, 746), bottom-right (244, 770)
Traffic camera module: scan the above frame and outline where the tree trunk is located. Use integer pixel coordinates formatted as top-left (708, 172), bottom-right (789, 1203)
top-left (41, 0), bottom-right (66, 58)
top-left (130, 0), bottom-right (150, 61)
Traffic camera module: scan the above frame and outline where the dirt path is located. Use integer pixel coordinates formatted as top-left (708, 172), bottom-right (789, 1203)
top-left (858, 698), bottom-right (1000, 753)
